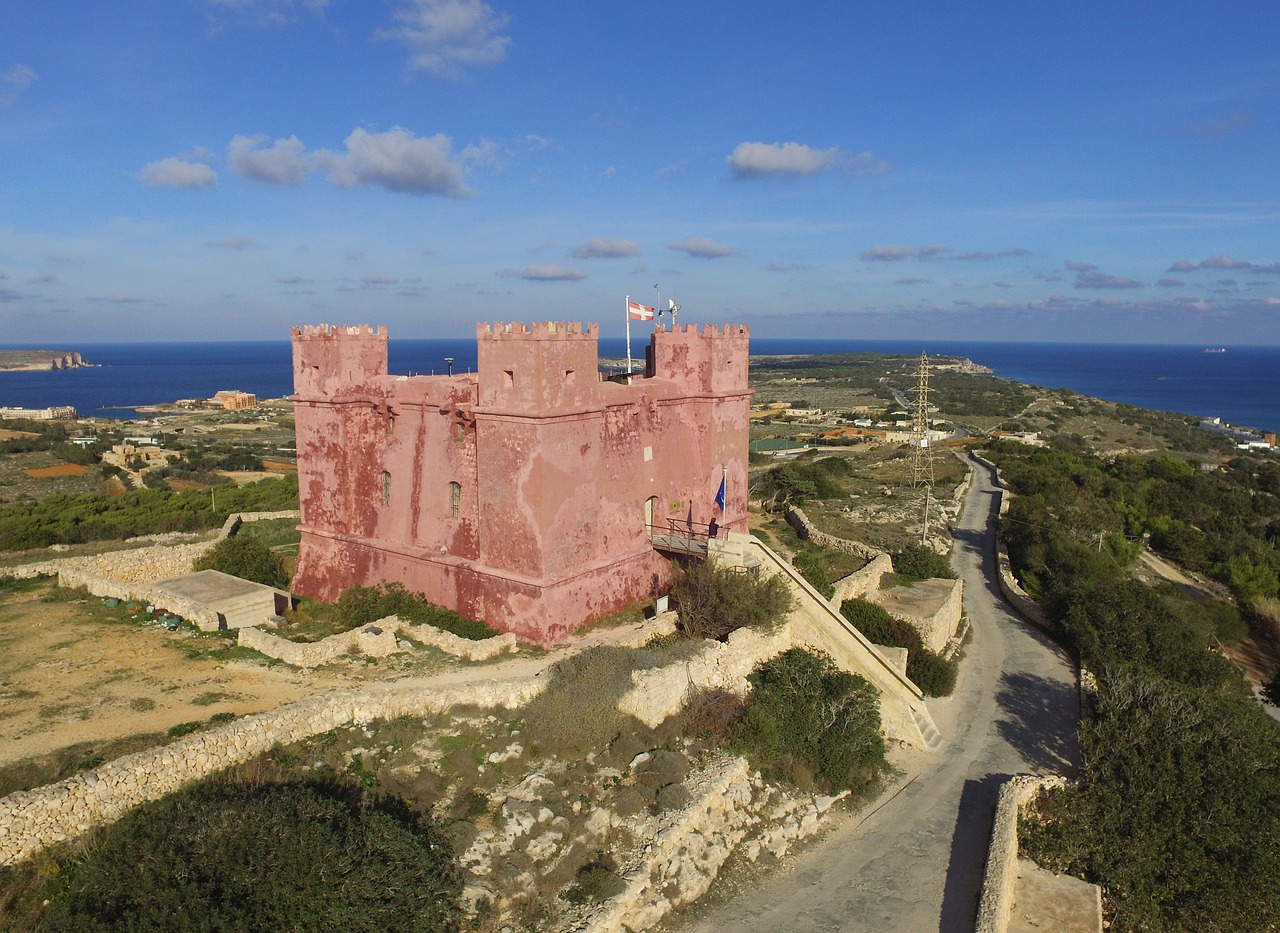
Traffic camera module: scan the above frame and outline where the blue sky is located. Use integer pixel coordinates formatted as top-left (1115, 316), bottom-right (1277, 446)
top-left (2, 1), bottom-right (1279, 344)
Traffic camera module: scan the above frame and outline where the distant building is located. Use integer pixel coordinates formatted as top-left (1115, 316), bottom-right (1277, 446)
top-left (291, 322), bottom-right (751, 644)
top-left (211, 390), bottom-right (257, 411)
top-left (101, 443), bottom-right (181, 472)
top-left (0, 405), bottom-right (76, 420)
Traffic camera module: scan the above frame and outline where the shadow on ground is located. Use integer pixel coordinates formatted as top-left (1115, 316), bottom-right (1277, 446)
top-left (994, 671), bottom-right (1081, 776)
top-left (939, 773), bottom-right (1009, 933)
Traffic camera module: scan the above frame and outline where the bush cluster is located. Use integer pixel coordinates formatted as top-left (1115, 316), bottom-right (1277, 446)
top-left (891, 542), bottom-right (957, 581)
top-left (194, 534), bottom-right (288, 588)
top-left (670, 560), bottom-right (793, 640)
top-left (991, 441), bottom-right (1280, 930)
top-left (839, 598), bottom-right (957, 696)
top-left (0, 474), bottom-right (299, 551)
top-left (729, 648), bottom-right (888, 796)
top-left (2, 777), bottom-right (462, 932)
top-left (335, 582), bottom-right (495, 641)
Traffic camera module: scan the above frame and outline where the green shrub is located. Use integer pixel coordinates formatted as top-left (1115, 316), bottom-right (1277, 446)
top-left (19, 778), bottom-right (461, 932)
top-left (793, 550), bottom-right (834, 599)
top-left (729, 648), bottom-right (888, 796)
top-left (561, 853), bottom-right (624, 905)
top-left (891, 542), bottom-right (957, 581)
top-left (194, 534), bottom-right (288, 588)
top-left (334, 582), bottom-right (495, 641)
top-left (670, 561), bottom-right (793, 641)
top-left (840, 598), bottom-right (957, 696)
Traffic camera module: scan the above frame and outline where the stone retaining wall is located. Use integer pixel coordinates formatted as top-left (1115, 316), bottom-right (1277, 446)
top-left (577, 756), bottom-right (844, 932)
top-left (237, 616), bottom-right (519, 667)
top-left (618, 624), bottom-right (794, 726)
top-left (887, 578), bottom-right (964, 653)
top-left (0, 676), bottom-right (546, 867)
top-left (785, 507), bottom-right (881, 560)
top-left (975, 774), bottom-right (1066, 933)
top-left (786, 506), bottom-right (890, 602)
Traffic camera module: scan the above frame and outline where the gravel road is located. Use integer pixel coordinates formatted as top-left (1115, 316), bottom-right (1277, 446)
top-left (676, 452), bottom-right (1080, 933)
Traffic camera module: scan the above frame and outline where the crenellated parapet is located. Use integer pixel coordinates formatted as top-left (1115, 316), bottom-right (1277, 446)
top-left (292, 323), bottom-right (389, 397)
top-left (293, 323), bottom-right (387, 338)
top-left (477, 321), bottom-right (599, 339)
top-left (477, 322), bottom-right (601, 411)
top-left (650, 322), bottom-right (750, 395)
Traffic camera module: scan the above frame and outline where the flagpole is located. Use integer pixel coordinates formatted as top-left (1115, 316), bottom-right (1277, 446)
top-left (625, 295), bottom-right (632, 373)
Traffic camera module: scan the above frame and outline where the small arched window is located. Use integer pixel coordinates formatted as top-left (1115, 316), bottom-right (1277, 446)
top-left (449, 481), bottom-right (461, 518)
top-left (381, 471), bottom-right (391, 507)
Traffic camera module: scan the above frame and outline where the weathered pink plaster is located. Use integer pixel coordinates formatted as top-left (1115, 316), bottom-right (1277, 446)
top-left (290, 321), bottom-right (751, 645)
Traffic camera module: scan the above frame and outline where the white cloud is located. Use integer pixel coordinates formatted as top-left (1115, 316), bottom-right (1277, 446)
top-left (380, 0), bottom-right (512, 78)
top-left (362, 274), bottom-right (399, 286)
top-left (572, 238), bottom-right (640, 259)
top-left (669, 237), bottom-right (734, 259)
top-left (847, 150), bottom-right (891, 177)
top-left (727, 141), bottom-right (838, 179)
top-left (316, 127), bottom-right (470, 197)
top-left (227, 134), bottom-right (310, 185)
top-left (139, 157), bottom-right (218, 189)
top-left (1, 64), bottom-right (36, 106)
top-left (498, 264), bottom-right (586, 281)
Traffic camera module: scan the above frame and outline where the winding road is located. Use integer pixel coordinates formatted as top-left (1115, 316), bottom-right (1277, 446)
top-left (679, 452), bottom-right (1080, 932)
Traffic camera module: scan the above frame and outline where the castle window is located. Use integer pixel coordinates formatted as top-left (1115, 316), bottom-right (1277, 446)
top-left (453, 421), bottom-right (465, 441)
top-left (449, 481), bottom-right (461, 518)
top-left (504, 369), bottom-right (514, 388)
top-left (564, 369), bottom-right (576, 385)
top-left (381, 471), bottom-right (391, 507)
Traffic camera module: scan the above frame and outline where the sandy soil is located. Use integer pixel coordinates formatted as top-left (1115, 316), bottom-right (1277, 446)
top-left (0, 589), bottom-right (354, 769)
top-left (21, 464), bottom-right (91, 478)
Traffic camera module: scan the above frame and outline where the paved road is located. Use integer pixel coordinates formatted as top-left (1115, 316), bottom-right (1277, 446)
top-left (680, 453), bottom-right (1080, 933)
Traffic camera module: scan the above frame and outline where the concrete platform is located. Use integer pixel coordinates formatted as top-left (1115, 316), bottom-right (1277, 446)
top-left (1008, 858), bottom-right (1103, 933)
top-left (154, 569), bottom-right (290, 632)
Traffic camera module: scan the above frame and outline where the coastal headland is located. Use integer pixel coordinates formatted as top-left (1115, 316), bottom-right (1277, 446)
top-left (0, 350), bottom-right (91, 372)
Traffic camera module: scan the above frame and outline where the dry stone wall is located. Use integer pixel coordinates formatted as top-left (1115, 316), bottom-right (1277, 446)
top-left (238, 615), bottom-right (519, 667)
top-left (975, 774), bottom-right (1066, 933)
top-left (0, 676), bottom-right (546, 867)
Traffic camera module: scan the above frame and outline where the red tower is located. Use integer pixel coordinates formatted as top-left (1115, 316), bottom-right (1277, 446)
top-left (291, 321), bottom-right (751, 644)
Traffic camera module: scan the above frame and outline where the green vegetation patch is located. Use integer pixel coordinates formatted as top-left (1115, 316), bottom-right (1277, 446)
top-left (0, 473), bottom-right (298, 552)
top-left (1, 777), bottom-right (462, 932)
top-left (729, 648), bottom-right (889, 796)
top-left (669, 560), bottom-right (793, 641)
top-left (193, 533), bottom-right (288, 588)
top-left (839, 598), bottom-right (956, 696)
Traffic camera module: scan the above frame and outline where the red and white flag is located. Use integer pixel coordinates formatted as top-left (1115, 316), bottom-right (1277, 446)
top-left (627, 300), bottom-right (655, 321)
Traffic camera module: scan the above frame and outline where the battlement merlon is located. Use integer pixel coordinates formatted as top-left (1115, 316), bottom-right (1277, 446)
top-left (650, 323), bottom-right (750, 395)
top-left (477, 321), bottom-right (599, 340)
top-left (293, 324), bottom-right (389, 338)
top-left (291, 324), bottom-right (390, 397)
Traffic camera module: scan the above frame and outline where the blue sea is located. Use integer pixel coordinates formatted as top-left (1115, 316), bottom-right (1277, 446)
top-left (0, 339), bottom-right (1275, 434)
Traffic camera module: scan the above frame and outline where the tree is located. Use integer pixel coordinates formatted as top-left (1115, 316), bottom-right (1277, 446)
top-left (194, 534), bottom-right (287, 588)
